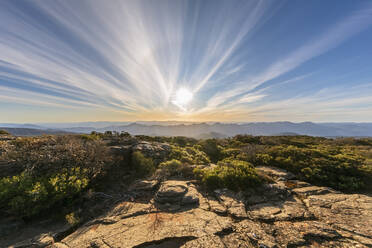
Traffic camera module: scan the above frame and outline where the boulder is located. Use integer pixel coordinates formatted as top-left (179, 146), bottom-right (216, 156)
top-left (155, 180), bottom-right (200, 210)
top-left (133, 141), bottom-right (171, 161)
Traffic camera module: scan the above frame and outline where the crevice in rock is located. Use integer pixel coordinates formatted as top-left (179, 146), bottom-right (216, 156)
top-left (276, 214), bottom-right (317, 223)
top-left (246, 213), bottom-right (317, 226)
top-left (53, 226), bottom-right (79, 242)
top-left (59, 241), bottom-right (71, 248)
top-left (214, 226), bottom-right (234, 237)
top-left (290, 193), bottom-right (318, 221)
top-left (101, 238), bottom-right (114, 248)
top-left (85, 218), bottom-right (118, 227)
top-left (331, 225), bottom-right (372, 241)
top-left (228, 213), bottom-right (249, 222)
top-left (210, 209), bottom-right (228, 217)
top-left (132, 236), bottom-right (197, 248)
top-left (286, 232), bottom-right (344, 248)
top-left (120, 209), bottom-right (160, 220)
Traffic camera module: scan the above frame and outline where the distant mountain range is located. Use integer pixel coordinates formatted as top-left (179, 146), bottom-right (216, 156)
top-left (1, 122), bottom-right (372, 137)
top-left (0, 127), bottom-right (71, 136)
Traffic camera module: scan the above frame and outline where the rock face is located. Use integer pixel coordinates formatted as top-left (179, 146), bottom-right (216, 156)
top-left (5, 167), bottom-right (372, 248)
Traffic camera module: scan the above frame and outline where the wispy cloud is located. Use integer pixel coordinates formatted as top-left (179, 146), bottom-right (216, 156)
top-left (203, 3), bottom-right (372, 109)
top-left (0, 0), bottom-right (372, 122)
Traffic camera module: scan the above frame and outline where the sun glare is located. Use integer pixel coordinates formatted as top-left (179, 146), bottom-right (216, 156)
top-left (172, 88), bottom-right (193, 111)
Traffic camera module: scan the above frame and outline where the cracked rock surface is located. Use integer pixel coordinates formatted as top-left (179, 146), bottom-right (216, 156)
top-left (7, 166), bottom-right (372, 248)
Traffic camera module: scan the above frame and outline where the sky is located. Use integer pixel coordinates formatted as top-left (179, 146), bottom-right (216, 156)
top-left (1, 0), bottom-right (372, 123)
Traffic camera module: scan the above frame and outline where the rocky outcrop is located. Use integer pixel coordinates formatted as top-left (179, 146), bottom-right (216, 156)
top-left (110, 141), bottom-right (171, 164)
top-left (4, 167), bottom-right (372, 248)
top-left (0, 135), bottom-right (15, 141)
top-left (133, 141), bottom-right (171, 160)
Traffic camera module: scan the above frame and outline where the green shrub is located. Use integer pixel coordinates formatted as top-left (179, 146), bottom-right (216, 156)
top-left (194, 160), bottom-right (261, 191)
top-left (256, 145), bottom-right (371, 191)
top-left (65, 212), bottom-right (80, 226)
top-left (132, 151), bottom-right (155, 177)
top-left (80, 133), bottom-right (100, 141)
top-left (221, 148), bottom-right (241, 159)
top-left (120, 131), bottom-right (131, 138)
top-left (155, 159), bottom-right (194, 179)
top-left (0, 167), bottom-right (89, 217)
top-left (197, 139), bottom-right (222, 163)
top-left (233, 135), bottom-right (261, 144)
top-left (169, 145), bottom-right (210, 165)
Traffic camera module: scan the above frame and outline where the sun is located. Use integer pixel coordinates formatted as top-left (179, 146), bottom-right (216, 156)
top-left (172, 88), bottom-right (193, 111)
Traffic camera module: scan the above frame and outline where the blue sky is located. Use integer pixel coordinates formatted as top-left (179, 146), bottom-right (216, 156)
top-left (1, 0), bottom-right (372, 123)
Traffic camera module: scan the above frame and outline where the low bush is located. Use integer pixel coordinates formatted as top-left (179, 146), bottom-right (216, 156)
top-left (80, 133), bottom-right (101, 141)
top-left (169, 145), bottom-right (210, 165)
top-left (0, 135), bottom-right (113, 218)
top-left (197, 139), bottom-right (223, 163)
top-left (0, 167), bottom-right (89, 217)
top-left (256, 145), bottom-right (372, 191)
top-left (131, 151), bottom-right (155, 177)
top-left (65, 212), bottom-right (80, 226)
top-left (155, 159), bottom-right (194, 179)
top-left (194, 160), bottom-right (261, 191)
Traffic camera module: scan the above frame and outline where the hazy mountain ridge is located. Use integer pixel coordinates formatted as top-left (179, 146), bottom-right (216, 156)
top-left (91, 122), bottom-right (372, 137)
top-left (0, 128), bottom-right (72, 136)
top-left (1, 122), bottom-right (372, 137)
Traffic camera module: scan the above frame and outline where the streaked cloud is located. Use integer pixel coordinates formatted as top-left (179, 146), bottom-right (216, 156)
top-left (0, 0), bottom-right (372, 122)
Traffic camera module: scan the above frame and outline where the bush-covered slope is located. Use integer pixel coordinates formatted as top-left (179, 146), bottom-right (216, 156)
top-left (0, 133), bottom-right (371, 220)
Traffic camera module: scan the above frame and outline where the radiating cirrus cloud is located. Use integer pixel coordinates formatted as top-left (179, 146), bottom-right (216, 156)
top-left (0, 0), bottom-right (372, 122)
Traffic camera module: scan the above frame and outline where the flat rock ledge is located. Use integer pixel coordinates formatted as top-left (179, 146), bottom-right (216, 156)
top-left (7, 166), bottom-right (372, 248)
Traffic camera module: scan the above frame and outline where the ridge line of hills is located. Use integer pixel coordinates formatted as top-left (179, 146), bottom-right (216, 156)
top-left (1, 121), bottom-right (372, 137)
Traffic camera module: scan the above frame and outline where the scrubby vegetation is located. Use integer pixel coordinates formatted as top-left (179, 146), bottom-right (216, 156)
top-left (224, 135), bottom-right (372, 191)
top-left (155, 159), bottom-right (194, 179)
top-left (0, 168), bottom-right (89, 217)
top-left (0, 133), bottom-right (371, 221)
top-left (169, 145), bottom-right (210, 165)
top-left (131, 151), bottom-right (155, 177)
top-left (194, 159), bottom-right (261, 191)
top-left (0, 135), bottom-right (112, 218)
